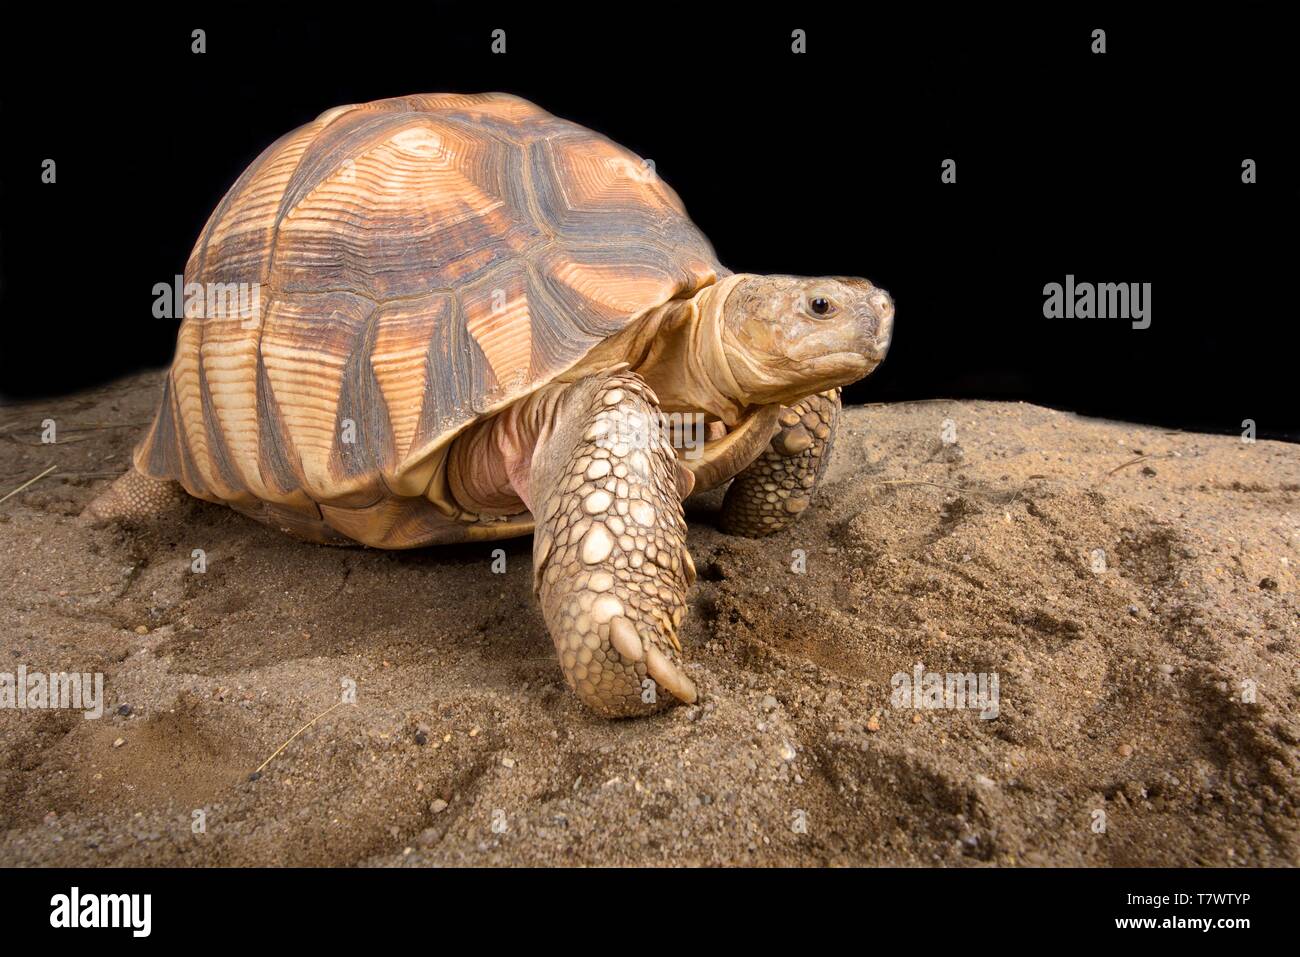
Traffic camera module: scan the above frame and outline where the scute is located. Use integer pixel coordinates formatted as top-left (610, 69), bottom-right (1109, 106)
top-left (136, 93), bottom-right (723, 545)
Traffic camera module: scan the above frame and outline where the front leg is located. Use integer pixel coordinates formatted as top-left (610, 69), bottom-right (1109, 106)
top-left (531, 371), bottom-right (698, 717)
top-left (719, 388), bottom-right (841, 537)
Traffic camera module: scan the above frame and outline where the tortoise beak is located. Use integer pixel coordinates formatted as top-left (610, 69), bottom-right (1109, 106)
top-left (859, 288), bottom-right (894, 364)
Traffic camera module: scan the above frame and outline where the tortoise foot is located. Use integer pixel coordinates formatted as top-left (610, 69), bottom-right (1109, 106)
top-left (719, 388), bottom-right (841, 537)
top-left (531, 372), bottom-right (698, 717)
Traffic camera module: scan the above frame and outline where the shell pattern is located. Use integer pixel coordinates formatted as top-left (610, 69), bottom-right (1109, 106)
top-left (136, 93), bottom-right (723, 545)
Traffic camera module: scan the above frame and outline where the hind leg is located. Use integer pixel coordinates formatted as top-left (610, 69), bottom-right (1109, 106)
top-left (80, 466), bottom-right (185, 525)
top-left (719, 388), bottom-right (841, 537)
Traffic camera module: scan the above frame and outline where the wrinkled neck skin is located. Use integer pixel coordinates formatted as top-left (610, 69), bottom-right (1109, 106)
top-left (635, 274), bottom-right (751, 426)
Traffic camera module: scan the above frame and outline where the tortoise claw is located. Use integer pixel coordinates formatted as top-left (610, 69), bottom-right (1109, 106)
top-left (772, 424), bottom-right (814, 456)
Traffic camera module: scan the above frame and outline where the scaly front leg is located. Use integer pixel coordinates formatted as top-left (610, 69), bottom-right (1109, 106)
top-left (531, 371), bottom-right (698, 717)
top-left (719, 388), bottom-right (841, 537)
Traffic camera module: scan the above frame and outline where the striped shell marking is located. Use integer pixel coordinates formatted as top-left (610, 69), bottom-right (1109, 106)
top-left (136, 93), bottom-right (722, 544)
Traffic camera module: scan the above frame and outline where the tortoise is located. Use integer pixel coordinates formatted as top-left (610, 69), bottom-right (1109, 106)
top-left (84, 92), bottom-right (894, 717)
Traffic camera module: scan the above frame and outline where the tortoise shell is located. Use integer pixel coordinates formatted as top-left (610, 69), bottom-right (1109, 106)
top-left (136, 93), bottom-right (724, 545)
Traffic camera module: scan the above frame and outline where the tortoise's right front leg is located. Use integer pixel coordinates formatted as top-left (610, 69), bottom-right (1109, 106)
top-left (530, 371), bottom-right (697, 717)
top-left (719, 388), bottom-right (841, 537)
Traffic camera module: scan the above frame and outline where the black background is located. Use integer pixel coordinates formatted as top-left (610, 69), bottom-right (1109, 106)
top-left (1, 5), bottom-right (1294, 438)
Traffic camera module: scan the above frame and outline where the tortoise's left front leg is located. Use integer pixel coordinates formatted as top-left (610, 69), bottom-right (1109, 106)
top-left (530, 371), bottom-right (698, 717)
top-left (719, 389), bottom-right (841, 537)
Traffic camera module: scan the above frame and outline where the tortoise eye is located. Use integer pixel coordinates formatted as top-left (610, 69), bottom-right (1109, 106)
top-left (810, 297), bottom-right (831, 316)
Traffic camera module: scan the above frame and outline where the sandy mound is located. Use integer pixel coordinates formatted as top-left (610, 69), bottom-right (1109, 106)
top-left (2, 373), bottom-right (1297, 866)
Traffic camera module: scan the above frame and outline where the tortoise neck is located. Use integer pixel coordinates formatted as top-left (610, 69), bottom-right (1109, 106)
top-left (636, 274), bottom-right (752, 426)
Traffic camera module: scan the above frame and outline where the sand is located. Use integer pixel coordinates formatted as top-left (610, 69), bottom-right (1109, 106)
top-left (1, 372), bottom-right (1297, 866)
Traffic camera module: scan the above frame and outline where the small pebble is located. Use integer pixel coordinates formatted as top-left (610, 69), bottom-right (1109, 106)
top-left (1259, 577), bottom-right (1279, 590)
top-left (1118, 743), bottom-right (1134, 757)
top-left (502, 756), bottom-right (516, 768)
top-left (112, 737), bottom-right (125, 748)
top-left (117, 704), bottom-right (132, 717)
top-left (431, 799), bottom-right (448, 814)
top-left (134, 625), bottom-right (148, 635)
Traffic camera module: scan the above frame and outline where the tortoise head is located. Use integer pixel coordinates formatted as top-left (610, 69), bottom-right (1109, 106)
top-left (718, 275), bottom-right (894, 407)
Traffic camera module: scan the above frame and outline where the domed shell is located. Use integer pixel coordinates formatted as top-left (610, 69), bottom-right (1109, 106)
top-left (135, 93), bottom-right (723, 543)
